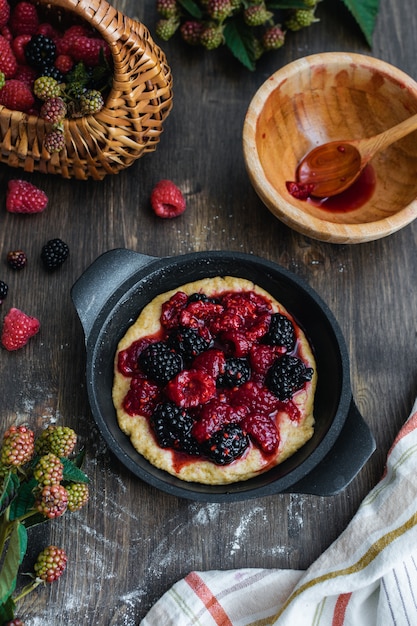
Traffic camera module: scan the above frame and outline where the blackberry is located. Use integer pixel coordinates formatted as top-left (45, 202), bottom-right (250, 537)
top-left (39, 64), bottom-right (64, 83)
top-left (41, 238), bottom-right (69, 270)
top-left (139, 342), bottom-right (183, 385)
top-left (263, 313), bottom-right (296, 351)
top-left (151, 402), bottom-right (200, 455)
top-left (217, 357), bottom-right (251, 388)
top-left (204, 423), bottom-right (249, 465)
top-left (0, 280), bottom-right (8, 303)
top-left (266, 355), bottom-right (313, 401)
top-left (6, 250), bottom-right (27, 270)
top-left (34, 545), bottom-right (67, 582)
top-left (168, 326), bottom-right (212, 361)
top-left (25, 35), bottom-right (57, 69)
top-left (188, 292), bottom-right (219, 304)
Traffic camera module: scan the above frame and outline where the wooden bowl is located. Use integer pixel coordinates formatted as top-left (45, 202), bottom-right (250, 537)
top-left (243, 53), bottom-right (417, 244)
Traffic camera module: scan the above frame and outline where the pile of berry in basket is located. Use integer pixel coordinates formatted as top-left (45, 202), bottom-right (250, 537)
top-left (0, 0), bottom-right (113, 152)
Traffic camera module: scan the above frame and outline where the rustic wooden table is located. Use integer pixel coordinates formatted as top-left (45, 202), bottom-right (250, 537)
top-left (1, 0), bottom-right (417, 624)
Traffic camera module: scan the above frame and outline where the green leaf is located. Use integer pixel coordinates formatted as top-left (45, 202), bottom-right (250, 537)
top-left (177, 0), bottom-right (203, 19)
top-left (8, 478), bottom-right (36, 521)
top-left (0, 521), bottom-right (27, 604)
top-left (342, 0), bottom-right (380, 46)
top-left (0, 595), bottom-right (16, 623)
top-left (224, 19), bottom-right (256, 71)
top-left (0, 472), bottom-right (20, 516)
top-left (62, 457), bottom-right (89, 484)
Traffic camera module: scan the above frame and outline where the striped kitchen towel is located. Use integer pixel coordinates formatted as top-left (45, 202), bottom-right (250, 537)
top-left (141, 398), bottom-right (417, 626)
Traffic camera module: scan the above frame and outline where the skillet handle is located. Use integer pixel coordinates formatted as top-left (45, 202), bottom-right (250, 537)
top-left (287, 399), bottom-right (376, 496)
top-left (71, 248), bottom-right (157, 342)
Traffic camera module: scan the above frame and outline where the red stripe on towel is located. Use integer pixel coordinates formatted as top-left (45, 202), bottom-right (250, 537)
top-left (332, 593), bottom-right (352, 626)
top-left (185, 572), bottom-right (233, 625)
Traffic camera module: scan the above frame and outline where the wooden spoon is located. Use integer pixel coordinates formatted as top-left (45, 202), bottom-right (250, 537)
top-left (295, 112), bottom-right (417, 198)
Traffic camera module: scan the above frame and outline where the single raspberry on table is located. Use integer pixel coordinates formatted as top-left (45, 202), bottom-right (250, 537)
top-left (150, 179), bottom-right (186, 218)
top-left (0, 34), bottom-right (18, 78)
top-left (1, 307), bottom-right (40, 351)
top-left (66, 482), bottom-right (89, 512)
top-left (0, 425), bottom-right (35, 467)
top-left (0, 79), bottom-right (34, 112)
top-left (0, 0), bottom-right (10, 30)
top-left (9, 1), bottom-right (39, 36)
top-left (33, 452), bottom-right (64, 486)
top-left (6, 179), bottom-right (48, 213)
top-left (35, 424), bottom-right (77, 457)
top-left (34, 545), bottom-right (67, 583)
top-left (36, 483), bottom-right (68, 518)
top-left (6, 250), bottom-right (27, 270)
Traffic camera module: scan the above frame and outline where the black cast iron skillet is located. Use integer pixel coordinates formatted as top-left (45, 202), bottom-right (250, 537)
top-left (71, 249), bottom-right (375, 501)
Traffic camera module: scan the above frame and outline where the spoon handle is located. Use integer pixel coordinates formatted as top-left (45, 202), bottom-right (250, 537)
top-left (357, 112), bottom-right (417, 161)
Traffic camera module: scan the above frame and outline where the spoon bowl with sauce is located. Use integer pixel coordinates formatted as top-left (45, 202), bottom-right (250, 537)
top-left (243, 52), bottom-right (417, 243)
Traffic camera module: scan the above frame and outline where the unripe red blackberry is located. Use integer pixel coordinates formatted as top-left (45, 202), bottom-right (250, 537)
top-left (200, 24), bottom-right (224, 50)
top-left (243, 3), bottom-right (273, 26)
top-left (156, 0), bottom-right (180, 19)
top-left (6, 250), bottom-right (27, 270)
top-left (1, 425), bottom-right (35, 467)
top-left (35, 424), bottom-right (77, 457)
top-left (155, 17), bottom-right (180, 40)
top-left (262, 24), bottom-right (285, 50)
top-left (66, 482), bottom-right (89, 511)
top-left (33, 76), bottom-right (61, 100)
top-left (33, 453), bottom-right (64, 486)
top-left (40, 96), bottom-right (67, 124)
top-left (207, 0), bottom-right (234, 22)
top-left (44, 129), bottom-right (65, 154)
top-left (34, 545), bottom-right (67, 583)
top-left (286, 8), bottom-right (318, 31)
top-left (180, 20), bottom-right (204, 45)
top-left (36, 484), bottom-right (68, 519)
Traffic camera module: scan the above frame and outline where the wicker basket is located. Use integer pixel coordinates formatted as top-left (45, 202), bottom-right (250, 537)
top-left (0, 0), bottom-right (173, 180)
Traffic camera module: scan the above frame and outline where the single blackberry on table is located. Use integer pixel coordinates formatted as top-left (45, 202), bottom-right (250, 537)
top-left (41, 238), bottom-right (69, 270)
top-left (263, 312), bottom-right (296, 352)
top-left (204, 423), bottom-right (249, 465)
top-left (139, 342), bottom-right (183, 385)
top-left (150, 402), bottom-right (200, 455)
top-left (25, 34), bottom-right (57, 69)
top-left (6, 250), bottom-right (27, 270)
top-left (266, 354), bottom-right (313, 401)
top-left (0, 280), bottom-right (8, 303)
top-left (217, 357), bottom-right (251, 388)
top-left (168, 326), bottom-right (212, 361)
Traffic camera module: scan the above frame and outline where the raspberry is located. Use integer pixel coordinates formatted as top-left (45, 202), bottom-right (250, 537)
top-left (1, 307), bottom-right (39, 351)
top-left (150, 179), bottom-right (186, 218)
top-left (9, 1), bottom-right (39, 36)
top-left (266, 354), bottom-right (313, 400)
top-left (217, 357), bottom-right (251, 388)
top-left (243, 3), bottom-right (273, 26)
top-left (117, 336), bottom-right (156, 376)
top-left (33, 76), bottom-right (61, 100)
top-left (6, 250), bottom-right (27, 270)
top-left (165, 369), bottom-right (217, 408)
top-left (156, 0), bottom-right (180, 19)
top-left (79, 89), bottom-right (104, 115)
top-left (242, 414), bottom-right (279, 453)
top-left (155, 17), bottom-right (180, 41)
top-left (36, 22), bottom-right (60, 40)
top-left (220, 330), bottom-right (251, 357)
top-left (55, 24), bottom-right (90, 56)
top-left (160, 291), bottom-right (188, 329)
top-left (231, 380), bottom-right (281, 415)
top-left (262, 24), bottom-right (285, 51)
top-left (69, 35), bottom-right (110, 66)
top-left (200, 24), bottom-right (224, 50)
top-left (180, 300), bottom-right (223, 329)
top-left (11, 33), bottom-right (31, 64)
top-left (25, 34), bottom-right (56, 69)
top-left (0, 79), bottom-right (34, 112)
top-left (192, 399), bottom-right (247, 443)
top-left (192, 348), bottom-right (226, 379)
top-left (168, 326), bottom-right (212, 361)
top-left (54, 53), bottom-right (73, 74)
top-left (6, 179), bottom-right (48, 214)
top-left (263, 313), bottom-right (296, 352)
top-left (14, 64), bottom-right (37, 86)
top-left (34, 545), bottom-right (67, 582)
top-left (33, 453), bottom-right (64, 486)
top-left (43, 128), bottom-right (65, 153)
top-left (204, 423), bottom-right (249, 464)
top-left (207, 0), bottom-right (234, 22)
top-left (35, 425), bottom-right (77, 457)
top-left (0, 425), bottom-right (35, 467)
top-left (0, 280), bottom-right (9, 304)
top-left (249, 343), bottom-right (281, 380)
top-left (36, 483), bottom-right (68, 518)
top-left (40, 96), bottom-right (66, 123)
top-left (150, 402), bottom-right (199, 454)
top-left (0, 0), bottom-right (10, 30)
top-left (123, 375), bottom-right (161, 417)
top-left (180, 20), bottom-right (203, 46)
top-left (139, 342), bottom-right (183, 385)
top-left (40, 238), bottom-right (69, 270)
top-left (66, 482), bottom-right (89, 511)
top-left (0, 35), bottom-right (18, 78)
